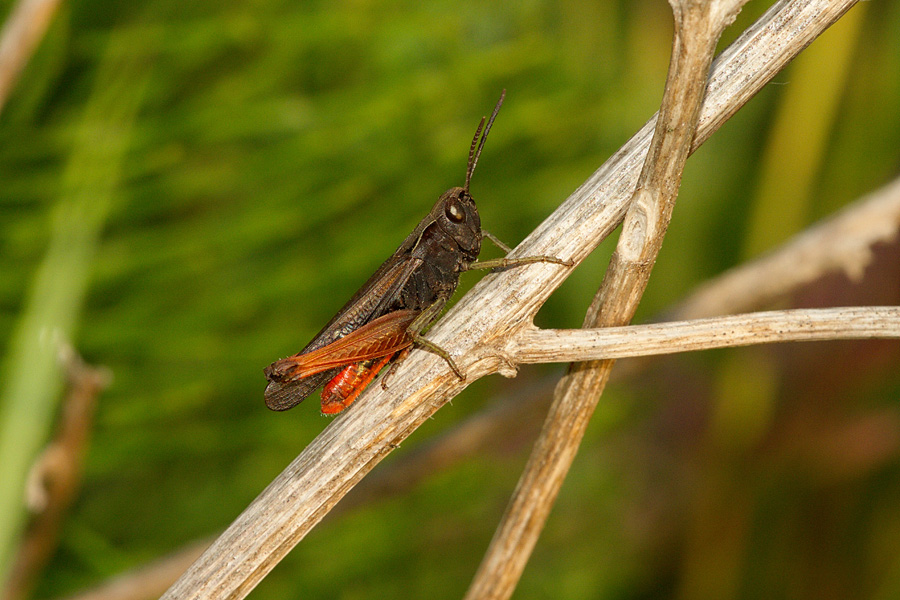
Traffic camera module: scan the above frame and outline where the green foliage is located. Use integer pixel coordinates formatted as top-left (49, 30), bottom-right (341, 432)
top-left (1, 0), bottom-right (898, 598)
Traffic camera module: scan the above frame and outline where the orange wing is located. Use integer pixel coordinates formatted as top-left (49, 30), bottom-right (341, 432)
top-left (265, 309), bottom-right (418, 382)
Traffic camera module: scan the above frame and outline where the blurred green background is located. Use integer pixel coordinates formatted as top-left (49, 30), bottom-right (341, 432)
top-left (1, 0), bottom-right (899, 598)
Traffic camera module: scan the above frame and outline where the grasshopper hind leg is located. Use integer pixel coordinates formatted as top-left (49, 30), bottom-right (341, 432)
top-left (405, 297), bottom-right (466, 381)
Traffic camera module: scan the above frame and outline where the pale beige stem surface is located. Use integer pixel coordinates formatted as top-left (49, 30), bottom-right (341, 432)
top-left (59, 540), bottom-right (210, 600)
top-left (514, 307), bottom-right (900, 363)
top-left (0, 0), bottom-right (63, 115)
top-left (669, 175), bottom-right (900, 320)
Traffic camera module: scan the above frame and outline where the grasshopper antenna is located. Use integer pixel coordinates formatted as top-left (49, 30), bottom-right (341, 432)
top-left (465, 89), bottom-right (505, 193)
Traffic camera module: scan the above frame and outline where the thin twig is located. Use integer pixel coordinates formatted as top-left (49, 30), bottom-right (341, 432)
top-left (160, 1), bottom-right (862, 597)
top-left (56, 540), bottom-right (210, 600)
top-left (0, 0), bottom-right (64, 115)
top-left (2, 345), bottom-right (109, 600)
top-left (514, 307), bottom-right (900, 363)
top-left (464, 1), bottom-right (747, 597)
top-left (668, 175), bottom-right (900, 320)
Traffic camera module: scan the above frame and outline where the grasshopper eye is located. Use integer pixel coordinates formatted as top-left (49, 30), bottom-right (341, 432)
top-left (445, 200), bottom-right (465, 223)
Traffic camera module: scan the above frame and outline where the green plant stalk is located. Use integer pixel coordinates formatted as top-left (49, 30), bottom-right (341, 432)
top-left (0, 37), bottom-right (150, 582)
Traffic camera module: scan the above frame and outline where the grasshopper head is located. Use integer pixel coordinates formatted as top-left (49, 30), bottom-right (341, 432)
top-left (435, 186), bottom-right (481, 258)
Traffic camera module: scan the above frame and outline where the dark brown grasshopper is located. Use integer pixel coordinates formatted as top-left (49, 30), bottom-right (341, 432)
top-left (264, 91), bottom-right (569, 414)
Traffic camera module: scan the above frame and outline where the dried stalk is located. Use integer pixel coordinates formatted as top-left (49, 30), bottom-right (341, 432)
top-left (2, 346), bottom-right (109, 600)
top-left (464, 1), bottom-right (747, 597)
top-left (514, 306), bottom-right (900, 363)
top-left (161, 0), bottom-right (863, 597)
top-left (57, 540), bottom-right (210, 600)
top-left (668, 174), bottom-right (900, 320)
top-left (0, 0), bottom-right (64, 115)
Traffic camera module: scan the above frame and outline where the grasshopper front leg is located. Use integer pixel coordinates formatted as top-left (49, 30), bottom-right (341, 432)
top-left (469, 230), bottom-right (574, 271)
top-left (385, 238), bottom-right (573, 388)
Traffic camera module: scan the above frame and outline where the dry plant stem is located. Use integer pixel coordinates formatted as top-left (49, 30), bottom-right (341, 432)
top-left (2, 347), bottom-right (109, 600)
top-left (0, 0), bottom-right (63, 115)
top-left (57, 386), bottom-right (559, 600)
top-left (464, 2), bottom-right (746, 598)
top-left (514, 307), bottom-right (900, 363)
top-left (669, 174), bottom-right (900, 320)
top-left (57, 540), bottom-right (210, 600)
top-left (161, 1), bottom-right (860, 597)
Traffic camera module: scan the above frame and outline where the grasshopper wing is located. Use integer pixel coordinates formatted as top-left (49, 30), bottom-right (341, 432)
top-left (264, 309), bottom-right (418, 411)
